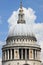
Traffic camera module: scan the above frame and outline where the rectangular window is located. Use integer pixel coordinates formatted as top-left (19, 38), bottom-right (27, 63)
top-left (33, 49), bottom-right (35, 59)
top-left (23, 49), bottom-right (25, 59)
top-left (19, 49), bottom-right (21, 59)
top-left (27, 49), bottom-right (29, 59)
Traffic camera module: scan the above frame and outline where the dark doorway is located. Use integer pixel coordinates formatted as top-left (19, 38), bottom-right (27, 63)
top-left (24, 63), bottom-right (29, 65)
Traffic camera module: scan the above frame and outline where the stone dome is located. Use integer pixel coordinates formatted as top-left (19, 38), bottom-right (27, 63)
top-left (9, 24), bottom-right (33, 36)
top-left (7, 4), bottom-right (37, 42)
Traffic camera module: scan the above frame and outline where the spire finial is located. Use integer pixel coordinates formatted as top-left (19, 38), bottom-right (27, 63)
top-left (20, 0), bottom-right (22, 8)
top-left (17, 0), bottom-right (25, 24)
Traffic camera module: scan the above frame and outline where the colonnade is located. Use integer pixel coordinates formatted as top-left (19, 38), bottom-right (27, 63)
top-left (2, 48), bottom-right (40, 61)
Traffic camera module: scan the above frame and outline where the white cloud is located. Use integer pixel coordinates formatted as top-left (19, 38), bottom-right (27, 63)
top-left (33, 23), bottom-right (43, 41)
top-left (8, 7), bottom-right (43, 62)
top-left (8, 7), bottom-right (36, 25)
top-left (8, 7), bottom-right (36, 35)
top-left (0, 41), bottom-right (6, 46)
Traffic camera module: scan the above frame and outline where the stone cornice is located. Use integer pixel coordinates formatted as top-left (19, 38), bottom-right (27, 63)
top-left (2, 59), bottom-right (41, 62)
top-left (2, 45), bottom-right (41, 51)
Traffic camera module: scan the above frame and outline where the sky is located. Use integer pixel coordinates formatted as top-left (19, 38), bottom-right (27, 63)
top-left (0, 0), bottom-right (43, 65)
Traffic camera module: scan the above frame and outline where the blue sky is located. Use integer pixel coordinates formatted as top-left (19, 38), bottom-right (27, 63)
top-left (0, 0), bottom-right (43, 61)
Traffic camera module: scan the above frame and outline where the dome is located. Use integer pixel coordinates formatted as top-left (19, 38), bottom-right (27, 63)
top-left (6, 24), bottom-right (37, 42)
top-left (7, 4), bottom-right (37, 42)
top-left (9, 24), bottom-right (33, 36)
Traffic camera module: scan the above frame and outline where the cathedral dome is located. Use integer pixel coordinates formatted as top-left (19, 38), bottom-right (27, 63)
top-left (6, 23), bottom-right (37, 42)
top-left (2, 2), bottom-right (41, 65)
top-left (9, 24), bottom-right (32, 36)
top-left (6, 2), bottom-right (37, 42)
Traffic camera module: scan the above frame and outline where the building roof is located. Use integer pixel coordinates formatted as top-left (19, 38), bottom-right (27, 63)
top-left (6, 35), bottom-right (37, 42)
top-left (7, 2), bottom-right (37, 42)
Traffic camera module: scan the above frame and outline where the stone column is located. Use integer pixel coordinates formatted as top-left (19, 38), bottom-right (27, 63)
top-left (37, 51), bottom-right (40, 60)
top-left (35, 50), bottom-right (36, 60)
top-left (25, 49), bottom-right (27, 60)
top-left (8, 50), bottom-right (9, 60)
top-left (32, 50), bottom-right (33, 59)
top-left (5, 51), bottom-right (6, 60)
top-left (37, 50), bottom-right (38, 60)
top-left (2, 51), bottom-right (4, 61)
top-left (39, 51), bottom-right (40, 60)
top-left (11, 49), bottom-right (12, 60)
top-left (21, 49), bottom-right (23, 59)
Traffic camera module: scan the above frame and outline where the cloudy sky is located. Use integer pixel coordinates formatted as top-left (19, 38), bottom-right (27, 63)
top-left (0, 0), bottom-right (43, 64)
